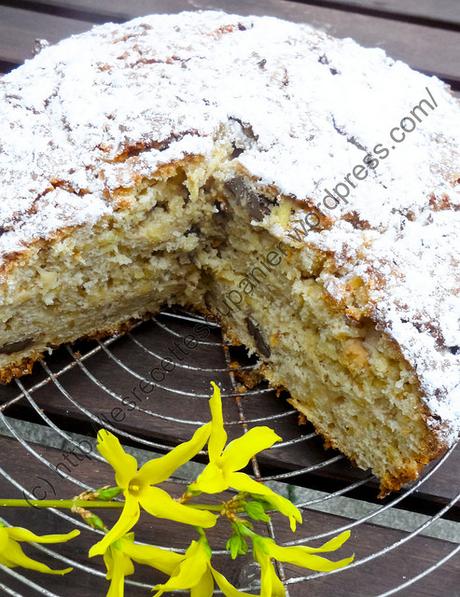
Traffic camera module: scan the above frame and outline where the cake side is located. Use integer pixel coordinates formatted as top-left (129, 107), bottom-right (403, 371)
top-left (0, 150), bottom-right (446, 494)
top-left (199, 167), bottom-right (447, 494)
top-left (0, 155), bottom-right (217, 383)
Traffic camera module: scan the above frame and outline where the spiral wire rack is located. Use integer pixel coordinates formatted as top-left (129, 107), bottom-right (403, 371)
top-left (0, 309), bottom-right (458, 596)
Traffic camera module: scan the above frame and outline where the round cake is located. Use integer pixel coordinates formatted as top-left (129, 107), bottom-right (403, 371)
top-left (0, 10), bottom-right (458, 493)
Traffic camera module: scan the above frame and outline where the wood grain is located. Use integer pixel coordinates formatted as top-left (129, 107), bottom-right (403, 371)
top-left (0, 315), bottom-right (458, 509)
top-left (0, 5), bottom-right (92, 66)
top-left (293, 0), bottom-right (460, 28)
top-left (0, 435), bottom-right (458, 596)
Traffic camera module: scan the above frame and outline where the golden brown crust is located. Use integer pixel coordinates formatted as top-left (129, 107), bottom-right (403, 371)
top-left (0, 353), bottom-right (41, 384)
top-left (288, 396), bottom-right (446, 496)
top-left (0, 155), bottom-right (202, 279)
top-left (0, 288), bottom-right (447, 496)
top-left (181, 253), bottom-right (448, 496)
top-left (0, 313), bottom-right (157, 384)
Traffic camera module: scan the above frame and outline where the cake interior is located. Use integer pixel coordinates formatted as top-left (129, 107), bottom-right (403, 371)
top-left (0, 144), bottom-right (435, 492)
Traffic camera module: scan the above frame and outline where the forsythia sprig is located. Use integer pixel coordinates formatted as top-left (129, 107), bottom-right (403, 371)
top-left (0, 524), bottom-right (80, 575)
top-left (0, 382), bottom-right (354, 596)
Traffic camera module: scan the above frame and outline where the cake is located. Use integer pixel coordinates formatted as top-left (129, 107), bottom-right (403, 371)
top-left (0, 11), bottom-right (458, 494)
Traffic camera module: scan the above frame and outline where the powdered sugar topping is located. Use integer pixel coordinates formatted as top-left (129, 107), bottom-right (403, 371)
top-left (0, 11), bottom-right (458, 442)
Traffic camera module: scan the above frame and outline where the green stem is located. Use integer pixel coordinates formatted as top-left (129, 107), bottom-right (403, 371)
top-left (0, 499), bottom-right (123, 509)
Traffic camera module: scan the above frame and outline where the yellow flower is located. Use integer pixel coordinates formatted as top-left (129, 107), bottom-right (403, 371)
top-left (0, 525), bottom-right (79, 575)
top-left (153, 536), bottom-right (253, 597)
top-left (102, 532), bottom-right (183, 597)
top-left (252, 531), bottom-right (354, 597)
top-left (190, 382), bottom-right (302, 531)
top-left (89, 426), bottom-right (217, 558)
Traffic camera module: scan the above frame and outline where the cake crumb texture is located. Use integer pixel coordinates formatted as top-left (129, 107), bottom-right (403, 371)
top-left (0, 11), bottom-right (459, 491)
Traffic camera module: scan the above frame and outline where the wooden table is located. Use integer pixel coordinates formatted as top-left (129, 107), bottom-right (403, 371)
top-left (0, 2), bottom-right (459, 595)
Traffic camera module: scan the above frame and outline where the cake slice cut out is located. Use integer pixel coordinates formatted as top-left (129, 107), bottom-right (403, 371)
top-left (0, 11), bottom-right (458, 494)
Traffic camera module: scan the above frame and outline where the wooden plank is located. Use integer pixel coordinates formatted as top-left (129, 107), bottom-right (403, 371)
top-left (0, 5), bottom-right (92, 66)
top-left (0, 316), bottom-right (243, 449)
top-left (160, 0), bottom-right (460, 84)
top-left (0, 435), bottom-right (458, 596)
top-left (11, 0), bottom-right (460, 25)
top-left (0, 0), bottom-right (459, 85)
top-left (269, 509), bottom-right (460, 597)
top-left (0, 435), bottom-right (248, 596)
top-left (0, 315), bottom-right (458, 509)
top-left (293, 0), bottom-right (460, 28)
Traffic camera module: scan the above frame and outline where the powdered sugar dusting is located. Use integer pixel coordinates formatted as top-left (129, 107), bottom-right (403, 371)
top-left (0, 11), bottom-right (458, 443)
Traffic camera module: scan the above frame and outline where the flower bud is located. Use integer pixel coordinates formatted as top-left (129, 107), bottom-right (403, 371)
top-left (226, 534), bottom-right (248, 559)
top-left (244, 501), bottom-right (270, 522)
top-left (94, 486), bottom-right (123, 501)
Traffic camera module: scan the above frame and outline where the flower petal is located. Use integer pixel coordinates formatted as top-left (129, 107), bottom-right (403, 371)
top-left (135, 423), bottom-right (211, 486)
top-left (227, 472), bottom-right (269, 495)
top-left (121, 540), bottom-right (183, 576)
top-left (106, 565), bottom-right (124, 597)
top-left (139, 486), bottom-right (217, 529)
top-left (0, 528), bottom-right (10, 551)
top-left (208, 382), bottom-right (227, 462)
top-left (3, 539), bottom-right (72, 575)
top-left (96, 430), bottom-right (138, 489)
top-left (89, 493), bottom-right (140, 558)
top-left (254, 548), bottom-right (285, 597)
top-left (190, 462), bottom-right (228, 494)
top-left (7, 528), bottom-right (80, 544)
top-left (254, 550), bottom-right (271, 597)
top-left (103, 549), bottom-right (114, 580)
top-left (153, 540), bottom-right (209, 594)
top-left (229, 472), bottom-right (302, 531)
top-left (261, 493), bottom-right (303, 533)
top-left (191, 568), bottom-right (214, 597)
top-left (269, 542), bottom-right (354, 572)
top-left (106, 547), bottom-right (131, 597)
top-left (266, 562), bottom-right (285, 597)
top-left (221, 427), bottom-right (281, 473)
top-left (211, 567), bottom-right (256, 596)
top-left (277, 531), bottom-right (352, 555)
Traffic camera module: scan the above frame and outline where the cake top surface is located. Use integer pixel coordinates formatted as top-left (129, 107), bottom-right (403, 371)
top-left (0, 10), bottom-right (458, 441)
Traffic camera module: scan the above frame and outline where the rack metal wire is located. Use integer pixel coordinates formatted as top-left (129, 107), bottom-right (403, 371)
top-left (0, 309), bottom-right (458, 596)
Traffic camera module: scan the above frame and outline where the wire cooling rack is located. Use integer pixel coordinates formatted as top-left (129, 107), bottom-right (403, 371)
top-left (0, 309), bottom-right (458, 596)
